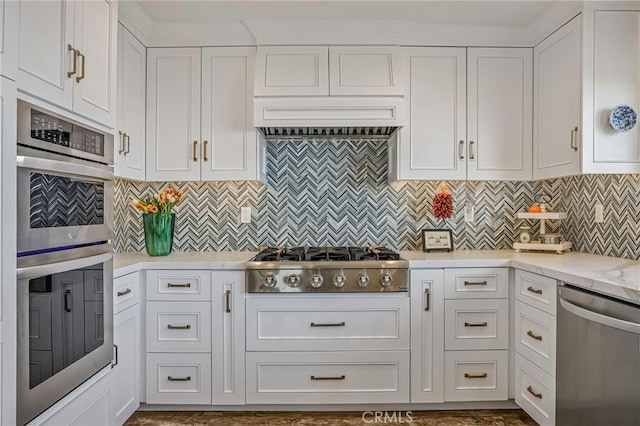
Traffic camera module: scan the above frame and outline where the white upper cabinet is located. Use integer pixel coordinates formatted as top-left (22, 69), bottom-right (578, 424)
top-left (392, 46), bottom-right (532, 181)
top-left (467, 48), bottom-right (533, 181)
top-left (533, 15), bottom-right (582, 180)
top-left (255, 45), bottom-right (402, 97)
top-left (202, 47), bottom-right (262, 181)
top-left (255, 46), bottom-right (329, 96)
top-left (147, 47), bottom-right (264, 182)
top-left (395, 47), bottom-right (467, 180)
top-left (587, 9), bottom-right (640, 172)
top-left (17, 0), bottom-right (117, 128)
top-left (115, 24), bottom-right (146, 181)
top-left (146, 48), bottom-right (201, 181)
top-left (329, 46), bottom-right (402, 96)
top-left (0, 0), bottom-right (19, 80)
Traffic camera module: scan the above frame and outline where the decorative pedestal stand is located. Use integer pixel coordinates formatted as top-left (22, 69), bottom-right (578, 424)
top-left (512, 212), bottom-right (572, 254)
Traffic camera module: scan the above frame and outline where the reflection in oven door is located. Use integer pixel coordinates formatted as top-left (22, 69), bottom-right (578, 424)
top-left (16, 150), bottom-right (113, 256)
top-left (17, 245), bottom-right (113, 425)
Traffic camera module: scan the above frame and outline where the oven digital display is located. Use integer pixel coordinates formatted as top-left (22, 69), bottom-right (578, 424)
top-left (72, 129), bottom-right (104, 156)
top-left (31, 110), bottom-right (71, 147)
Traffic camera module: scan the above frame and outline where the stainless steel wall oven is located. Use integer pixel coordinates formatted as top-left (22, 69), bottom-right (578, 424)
top-left (16, 101), bottom-right (115, 425)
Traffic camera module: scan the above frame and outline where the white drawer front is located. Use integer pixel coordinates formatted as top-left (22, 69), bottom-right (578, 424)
top-left (246, 296), bottom-right (409, 351)
top-left (515, 270), bottom-right (557, 315)
top-left (445, 299), bottom-right (509, 350)
top-left (515, 354), bottom-right (555, 426)
top-left (246, 351), bottom-right (409, 404)
top-left (515, 301), bottom-right (556, 375)
top-left (146, 353), bottom-right (212, 404)
top-left (147, 302), bottom-right (211, 352)
top-left (114, 272), bottom-right (139, 314)
top-left (444, 350), bottom-right (508, 402)
top-left (147, 270), bottom-right (211, 301)
top-left (445, 268), bottom-right (508, 299)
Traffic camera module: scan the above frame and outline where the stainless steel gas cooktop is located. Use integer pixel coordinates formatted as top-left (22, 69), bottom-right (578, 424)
top-left (246, 246), bottom-right (409, 293)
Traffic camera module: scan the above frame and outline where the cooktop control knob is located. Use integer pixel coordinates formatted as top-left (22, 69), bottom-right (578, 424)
top-left (357, 275), bottom-right (369, 287)
top-left (287, 274), bottom-right (300, 287)
top-left (311, 274), bottom-right (324, 288)
top-left (380, 274), bottom-right (393, 287)
top-left (264, 274), bottom-right (277, 288)
top-left (333, 274), bottom-right (346, 288)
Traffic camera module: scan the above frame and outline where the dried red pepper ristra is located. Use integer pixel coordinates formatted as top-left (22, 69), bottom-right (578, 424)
top-left (432, 182), bottom-right (453, 219)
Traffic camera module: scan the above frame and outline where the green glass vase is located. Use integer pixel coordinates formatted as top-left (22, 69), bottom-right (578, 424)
top-left (143, 212), bottom-right (175, 256)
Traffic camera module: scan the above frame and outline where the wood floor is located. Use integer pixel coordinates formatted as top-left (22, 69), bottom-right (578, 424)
top-left (126, 410), bottom-right (537, 425)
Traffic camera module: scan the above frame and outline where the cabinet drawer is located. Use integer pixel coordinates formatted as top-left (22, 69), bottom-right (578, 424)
top-left (114, 272), bottom-right (139, 314)
top-left (445, 268), bottom-right (508, 299)
top-left (515, 270), bottom-right (557, 315)
top-left (515, 354), bottom-right (555, 426)
top-left (515, 301), bottom-right (556, 375)
top-left (147, 302), bottom-right (211, 352)
top-left (146, 270), bottom-right (211, 301)
top-left (146, 353), bottom-right (212, 405)
top-left (246, 351), bottom-right (409, 404)
top-left (445, 299), bottom-right (509, 350)
top-left (444, 350), bottom-right (508, 402)
top-left (246, 296), bottom-right (409, 351)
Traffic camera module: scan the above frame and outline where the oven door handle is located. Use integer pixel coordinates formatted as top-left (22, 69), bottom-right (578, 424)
top-left (17, 155), bottom-right (113, 181)
top-left (17, 252), bottom-right (112, 280)
top-left (559, 297), bottom-right (640, 335)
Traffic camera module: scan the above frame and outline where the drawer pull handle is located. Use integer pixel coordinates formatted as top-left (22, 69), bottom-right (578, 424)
top-left (464, 322), bottom-right (488, 327)
top-left (225, 289), bottom-right (231, 313)
top-left (527, 330), bottom-right (543, 341)
top-left (464, 373), bottom-right (488, 379)
top-left (168, 376), bottom-right (192, 382)
top-left (527, 286), bottom-right (543, 295)
top-left (117, 288), bottom-right (132, 297)
top-left (424, 288), bottom-right (431, 311)
top-left (167, 283), bottom-right (191, 288)
top-left (311, 375), bottom-right (345, 381)
top-left (464, 280), bottom-right (488, 286)
top-left (167, 324), bottom-right (191, 330)
top-left (527, 385), bottom-right (543, 399)
top-left (310, 322), bottom-right (345, 327)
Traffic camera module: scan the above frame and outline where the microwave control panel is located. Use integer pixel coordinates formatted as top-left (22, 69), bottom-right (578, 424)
top-left (30, 110), bottom-right (105, 156)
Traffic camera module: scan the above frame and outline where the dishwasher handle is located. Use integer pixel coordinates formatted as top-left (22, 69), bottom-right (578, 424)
top-left (559, 297), bottom-right (640, 335)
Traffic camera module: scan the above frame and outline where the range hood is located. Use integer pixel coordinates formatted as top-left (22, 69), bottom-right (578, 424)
top-left (257, 126), bottom-right (400, 140)
top-left (253, 97), bottom-right (405, 139)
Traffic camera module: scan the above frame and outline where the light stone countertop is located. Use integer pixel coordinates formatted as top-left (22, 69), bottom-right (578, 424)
top-left (113, 251), bottom-right (257, 277)
top-left (114, 249), bottom-right (640, 303)
top-left (401, 250), bottom-right (640, 303)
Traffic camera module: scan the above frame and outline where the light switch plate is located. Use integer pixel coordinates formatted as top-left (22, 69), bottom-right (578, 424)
top-left (595, 204), bottom-right (604, 223)
top-left (464, 205), bottom-right (475, 223)
top-left (241, 207), bottom-right (252, 224)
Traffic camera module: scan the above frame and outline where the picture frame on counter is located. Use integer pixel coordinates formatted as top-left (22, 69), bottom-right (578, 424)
top-left (422, 229), bottom-right (453, 253)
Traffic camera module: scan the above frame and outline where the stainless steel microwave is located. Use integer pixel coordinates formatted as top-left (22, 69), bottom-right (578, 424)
top-left (16, 101), bottom-right (114, 256)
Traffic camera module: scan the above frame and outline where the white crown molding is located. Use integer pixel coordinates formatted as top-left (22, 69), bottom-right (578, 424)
top-left (146, 22), bottom-right (256, 47)
top-left (118, 0), bottom-right (155, 46)
top-left (527, 1), bottom-right (583, 46)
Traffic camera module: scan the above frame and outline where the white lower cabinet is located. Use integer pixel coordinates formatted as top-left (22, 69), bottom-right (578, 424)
top-left (444, 350), bottom-right (509, 402)
top-left (112, 305), bottom-right (140, 425)
top-left (515, 354), bottom-right (555, 426)
top-left (146, 353), bottom-right (212, 404)
top-left (410, 269), bottom-right (445, 403)
top-left (30, 369), bottom-right (112, 426)
top-left (146, 301), bottom-right (212, 353)
top-left (444, 299), bottom-right (509, 351)
top-left (514, 269), bottom-right (558, 425)
top-left (246, 351), bottom-right (410, 404)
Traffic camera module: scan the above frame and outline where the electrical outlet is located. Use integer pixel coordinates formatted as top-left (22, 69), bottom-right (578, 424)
top-left (241, 207), bottom-right (252, 224)
top-left (595, 204), bottom-right (604, 223)
top-left (464, 205), bottom-right (475, 223)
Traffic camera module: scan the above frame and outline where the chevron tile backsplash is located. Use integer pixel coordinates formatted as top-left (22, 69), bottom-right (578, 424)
top-left (114, 139), bottom-right (640, 260)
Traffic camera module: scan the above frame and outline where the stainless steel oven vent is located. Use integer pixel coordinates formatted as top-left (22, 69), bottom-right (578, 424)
top-left (257, 127), bottom-right (400, 140)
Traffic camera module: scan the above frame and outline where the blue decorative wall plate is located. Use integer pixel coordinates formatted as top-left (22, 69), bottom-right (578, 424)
top-left (609, 105), bottom-right (637, 132)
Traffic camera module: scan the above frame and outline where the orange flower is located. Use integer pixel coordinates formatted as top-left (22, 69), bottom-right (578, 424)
top-left (166, 188), bottom-right (174, 195)
top-left (148, 205), bottom-right (159, 213)
top-left (176, 190), bottom-right (184, 197)
top-left (159, 193), bottom-right (167, 204)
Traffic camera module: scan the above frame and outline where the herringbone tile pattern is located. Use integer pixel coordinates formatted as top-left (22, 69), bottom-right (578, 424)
top-left (114, 139), bottom-right (639, 260)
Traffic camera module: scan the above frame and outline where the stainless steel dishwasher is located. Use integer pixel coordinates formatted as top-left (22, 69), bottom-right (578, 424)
top-left (557, 283), bottom-right (640, 425)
